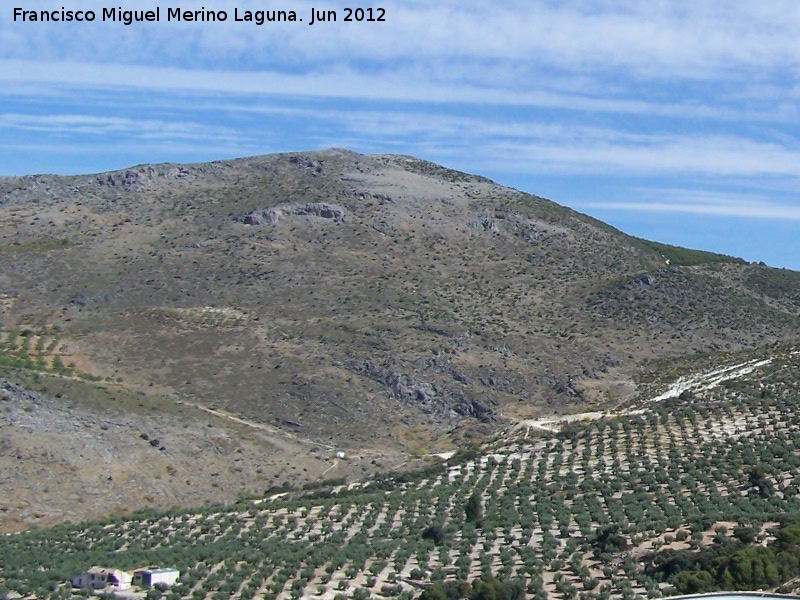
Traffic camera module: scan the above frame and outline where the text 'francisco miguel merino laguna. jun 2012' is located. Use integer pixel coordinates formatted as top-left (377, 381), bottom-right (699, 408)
top-left (12, 6), bottom-right (387, 25)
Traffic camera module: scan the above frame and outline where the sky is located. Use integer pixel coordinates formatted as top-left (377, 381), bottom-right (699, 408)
top-left (2, 1), bottom-right (800, 270)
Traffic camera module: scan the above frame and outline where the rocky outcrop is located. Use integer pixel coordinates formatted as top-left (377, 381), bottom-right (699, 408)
top-left (2, 378), bottom-right (44, 406)
top-left (235, 202), bottom-right (346, 225)
top-left (349, 362), bottom-right (495, 423)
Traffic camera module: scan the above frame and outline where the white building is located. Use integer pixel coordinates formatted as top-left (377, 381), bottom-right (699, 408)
top-left (133, 567), bottom-right (180, 588)
top-left (72, 567), bottom-right (132, 590)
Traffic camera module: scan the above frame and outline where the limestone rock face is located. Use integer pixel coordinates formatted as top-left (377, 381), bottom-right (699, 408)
top-left (349, 362), bottom-right (496, 423)
top-left (236, 202), bottom-right (346, 225)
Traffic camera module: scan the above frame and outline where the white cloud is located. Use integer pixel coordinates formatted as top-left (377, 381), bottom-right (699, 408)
top-left (584, 200), bottom-right (800, 221)
top-left (578, 187), bottom-right (800, 221)
top-left (459, 134), bottom-right (800, 178)
top-left (3, 2), bottom-right (800, 137)
top-left (0, 113), bottom-right (245, 143)
top-left (5, 1), bottom-right (800, 79)
top-left (0, 58), bottom-right (791, 128)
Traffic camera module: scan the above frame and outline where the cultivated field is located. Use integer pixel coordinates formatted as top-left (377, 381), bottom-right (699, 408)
top-left (5, 347), bottom-right (800, 600)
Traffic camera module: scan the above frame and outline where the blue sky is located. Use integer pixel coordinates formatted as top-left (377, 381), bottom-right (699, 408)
top-left (2, 1), bottom-right (800, 269)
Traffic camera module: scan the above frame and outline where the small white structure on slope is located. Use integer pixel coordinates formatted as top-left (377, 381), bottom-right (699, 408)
top-left (133, 567), bottom-right (180, 588)
top-left (72, 567), bottom-right (132, 590)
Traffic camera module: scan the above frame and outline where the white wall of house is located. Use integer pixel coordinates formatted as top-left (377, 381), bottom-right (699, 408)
top-left (133, 568), bottom-right (180, 588)
top-left (150, 570), bottom-right (179, 587)
top-left (72, 568), bottom-right (132, 590)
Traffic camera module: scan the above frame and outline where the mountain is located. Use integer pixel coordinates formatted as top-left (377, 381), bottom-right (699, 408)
top-left (1, 149), bottom-right (799, 529)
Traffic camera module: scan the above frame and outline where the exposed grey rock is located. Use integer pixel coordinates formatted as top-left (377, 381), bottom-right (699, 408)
top-left (453, 398), bottom-right (494, 422)
top-left (237, 208), bottom-right (282, 226)
top-left (469, 211), bottom-right (500, 234)
top-left (67, 291), bottom-right (122, 307)
top-left (452, 371), bottom-right (469, 384)
top-left (639, 275), bottom-right (655, 286)
top-left (349, 362), bottom-right (495, 423)
top-left (236, 202), bottom-right (346, 225)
